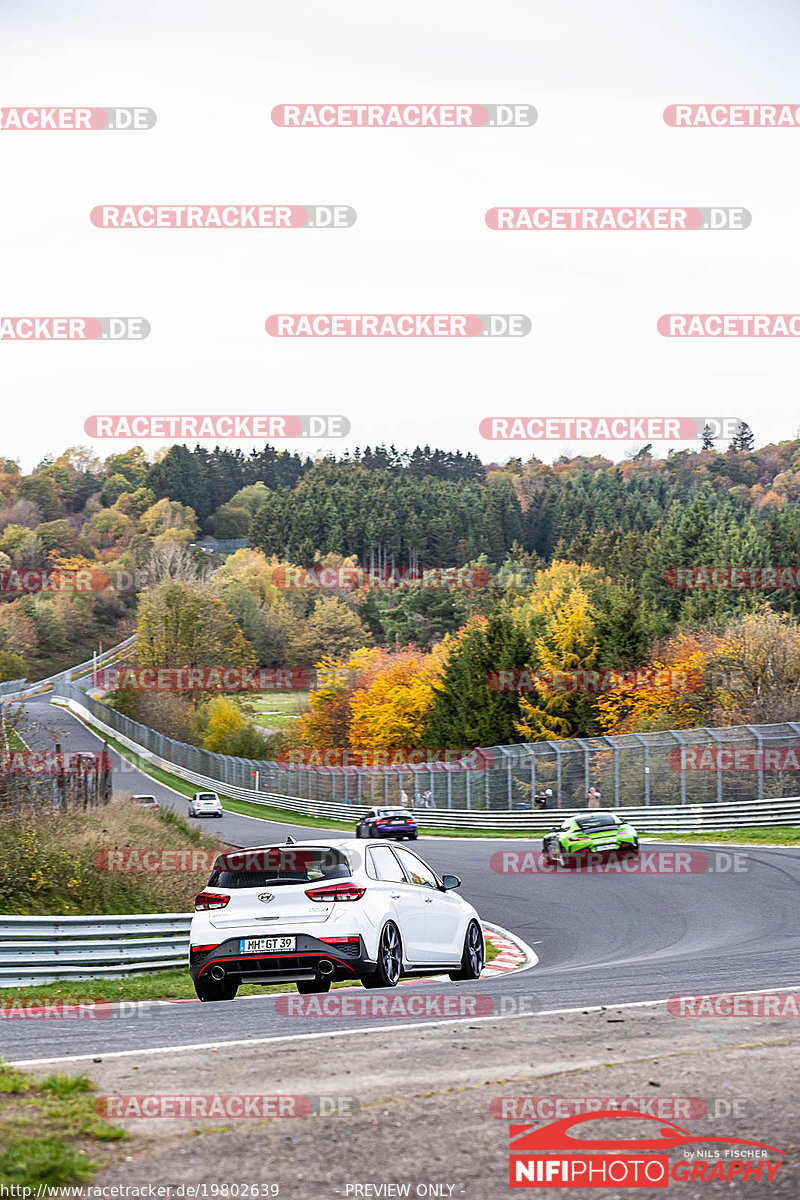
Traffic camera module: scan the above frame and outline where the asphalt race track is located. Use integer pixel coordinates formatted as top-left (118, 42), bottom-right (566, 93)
top-left (4, 696), bottom-right (800, 1066)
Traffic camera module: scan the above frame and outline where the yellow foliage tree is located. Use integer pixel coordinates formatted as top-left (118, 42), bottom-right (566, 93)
top-left (515, 574), bottom-right (601, 741)
top-left (349, 642), bottom-right (449, 750)
top-left (203, 695), bottom-right (249, 752)
top-left (594, 634), bottom-right (714, 734)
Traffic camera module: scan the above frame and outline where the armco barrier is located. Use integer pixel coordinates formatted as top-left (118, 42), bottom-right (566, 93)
top-left (0, 635), bottom-right (136, 703)
top-left (0, 679), bottom-right (26, 698)
top-left (53, 691), bottom-right (800, 832)
top-left (0, 916), bottom-right (518, 987)
top-left (0, 913), bottom-right (192, 987)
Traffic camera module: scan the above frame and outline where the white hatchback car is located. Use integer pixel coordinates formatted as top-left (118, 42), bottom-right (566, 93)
top-left (189, 839), bottom-right (485, 1001)
top-left (188, 791), bottom-right (223, 818)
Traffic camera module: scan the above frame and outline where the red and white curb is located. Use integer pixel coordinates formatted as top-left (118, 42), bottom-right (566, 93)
top-left (482, 922), bottom-right (535, 977)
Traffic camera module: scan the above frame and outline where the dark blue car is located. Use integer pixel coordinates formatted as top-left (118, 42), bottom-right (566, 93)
top-left (355, 806), bottom-right (418, 840)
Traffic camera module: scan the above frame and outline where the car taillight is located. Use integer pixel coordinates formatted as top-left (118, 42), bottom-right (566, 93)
top-left (375, 820), bottom-right (387, 825)
top-left (305, 882), bottom-right (366, 902)
top-left (190, 944), bottom-right (220, 952)
top-left (194, 892), bottom-right (230, 911)
top-left (319, 936), bottom-right (360, 945)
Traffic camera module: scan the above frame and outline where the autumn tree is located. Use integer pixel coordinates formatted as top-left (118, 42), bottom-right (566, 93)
top-left (349, 644), bottom-right (448, 750)
top-left (135, 582), bottom-right (256, 680)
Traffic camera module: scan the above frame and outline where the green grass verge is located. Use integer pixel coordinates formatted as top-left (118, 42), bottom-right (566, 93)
top-left (652, 826), bottom-right (800, 845)
top-left (237, 690), bottom-right (309, 731)
top-left (0, 1061), bottom-right (124, 1187)
top-left (3, 728), bottom-right (26, 751)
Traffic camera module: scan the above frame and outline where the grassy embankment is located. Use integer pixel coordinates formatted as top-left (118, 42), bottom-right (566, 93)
top-left (0, 1061), bottom-right (125, 1187)
top-left (1, 792), bottom-right (498, 1003)
top-left (237, 689), bottom-right (310, 731)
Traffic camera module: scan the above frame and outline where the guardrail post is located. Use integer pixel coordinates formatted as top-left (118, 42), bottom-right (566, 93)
top-left (631, 734), bottom-right (650, 805)
top-left (707, 728), bottom-right (723, 803)
top-left (745, 725), bottom-right (763, 800)
top-left (551, 743), bottom-right (562, 806)
top-left (606, 737), bottom-right (620, 807)
top-left (671, 731), bottom-right (688, 804)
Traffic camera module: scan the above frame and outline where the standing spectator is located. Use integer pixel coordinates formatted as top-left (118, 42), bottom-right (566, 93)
top-left (586, 785), bottom-right (601, 808)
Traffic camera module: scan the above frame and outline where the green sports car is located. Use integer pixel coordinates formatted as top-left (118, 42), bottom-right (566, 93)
top-left (543, 812), bottom-right (639, 865)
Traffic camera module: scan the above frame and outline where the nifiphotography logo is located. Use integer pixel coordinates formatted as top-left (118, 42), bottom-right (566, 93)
top-left (508, 1111), bottom-right (785, 1188)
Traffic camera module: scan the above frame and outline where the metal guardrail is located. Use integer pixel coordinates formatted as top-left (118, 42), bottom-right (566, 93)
top-left (0, 636), bottom-right (136, 703)
top-left (0, 679), bottom-right (26, 698)
top-left (0, 913), bottom-right (192, 987)
top-left (55, 692), bottom-right (800, 832)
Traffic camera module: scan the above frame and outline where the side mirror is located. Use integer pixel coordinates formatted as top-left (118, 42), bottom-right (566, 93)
top-left (441, 874), bottom-right (461, 890)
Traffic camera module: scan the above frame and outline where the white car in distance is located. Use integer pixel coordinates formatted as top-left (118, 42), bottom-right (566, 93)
top-left (189, 791), bottom-right (223, 818)
top-left (189, 838), bottom-right (485, 1001)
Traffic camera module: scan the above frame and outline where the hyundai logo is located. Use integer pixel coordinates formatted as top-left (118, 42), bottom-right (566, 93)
top-left (258, 892), bottom-right (274, 904)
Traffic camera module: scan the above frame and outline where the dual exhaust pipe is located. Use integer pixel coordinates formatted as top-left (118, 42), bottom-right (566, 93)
top-left (209, 958), bottom-right (335, 982)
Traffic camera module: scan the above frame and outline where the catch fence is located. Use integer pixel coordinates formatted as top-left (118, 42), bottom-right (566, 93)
top-left (51, 682), bottom-right (800, 811)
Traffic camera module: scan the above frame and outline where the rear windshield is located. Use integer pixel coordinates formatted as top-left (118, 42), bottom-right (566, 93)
top-left (575, 816), bottom-right (619, 831)
top-left (375, 809), bottom-right (412, 817)
top-left (208, 847), bottom-right (351, 888)
top-left (196, 794), bottom-right (218, 801)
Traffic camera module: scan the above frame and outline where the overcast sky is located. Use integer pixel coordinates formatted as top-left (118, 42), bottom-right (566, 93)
top-left (2, 0), bottom-right (800, 471)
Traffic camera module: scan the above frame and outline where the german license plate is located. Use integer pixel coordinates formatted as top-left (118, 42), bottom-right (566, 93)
top-left (239, 936), bottom-right (295, 953)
